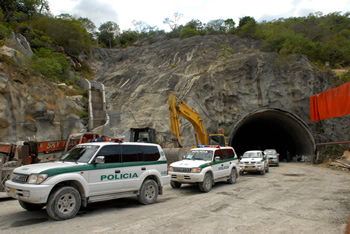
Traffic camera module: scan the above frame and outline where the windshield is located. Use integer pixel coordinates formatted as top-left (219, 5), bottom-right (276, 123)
top-left (184, 150), bottom-right (213, 161)
top-left (59, 145), bottom-right (100, 163)
top-left (242, 152), bottom-right (262, 158)
top-left (264, 149), bottom-right (277, 155)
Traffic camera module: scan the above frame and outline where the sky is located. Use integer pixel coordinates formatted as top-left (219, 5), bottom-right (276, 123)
top-left (47, 0), bottom-right (350, 32)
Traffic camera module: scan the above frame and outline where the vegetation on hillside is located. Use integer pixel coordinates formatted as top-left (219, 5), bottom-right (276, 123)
top-left (0, 1), bottom-right (349, 86)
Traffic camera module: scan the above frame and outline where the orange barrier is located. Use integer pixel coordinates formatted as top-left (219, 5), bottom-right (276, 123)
top-left (310, 82), bottom-right (350, 121)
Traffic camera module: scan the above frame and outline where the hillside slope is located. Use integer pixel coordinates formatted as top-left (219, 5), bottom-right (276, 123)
top-left (92, 35), bottom-right (349, 158)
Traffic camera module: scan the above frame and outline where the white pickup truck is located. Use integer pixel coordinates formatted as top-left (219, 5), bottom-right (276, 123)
top-left (5, 139), bottom-right (170, 220)
top-left (169, 145), bottom-right (239, 192)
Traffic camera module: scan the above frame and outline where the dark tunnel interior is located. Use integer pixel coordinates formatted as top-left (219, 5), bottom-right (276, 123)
top-left (229, 109), bottom-right (315, 162)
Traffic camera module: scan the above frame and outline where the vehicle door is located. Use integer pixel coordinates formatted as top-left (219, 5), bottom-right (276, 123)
top-left (88, 145), bottom-right (124, 196)
top-left (212, 149), bottom-right (226, 179)
top-left (261, 151), bottom-right (268, 169)
top-left (220, 149), bottom-right (234, 177)
top-left (120, 145), bottom-right (145, 191)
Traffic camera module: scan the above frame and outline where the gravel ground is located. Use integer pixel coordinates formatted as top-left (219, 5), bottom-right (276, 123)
top-left (0, 163), bottom-right (349, 234)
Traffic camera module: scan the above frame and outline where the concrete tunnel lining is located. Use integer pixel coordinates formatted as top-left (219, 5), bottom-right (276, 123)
top-left (228, 108), bottom-right (315, 162)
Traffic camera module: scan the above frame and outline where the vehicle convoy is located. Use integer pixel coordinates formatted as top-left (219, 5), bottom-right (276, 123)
top-left (5, 138), bottom-right (170, 220)
top-left (239, 150), bottom-right (269, 175)
top-left (169, 145), bottom-right (239, 192)
top-left (264, 149), bottom-right (280, 166)
top-left (0, 132), bottom-right (99, 192)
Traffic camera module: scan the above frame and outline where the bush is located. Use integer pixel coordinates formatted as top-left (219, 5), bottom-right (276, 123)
top-left (31, 48), bottom-right (70, 82)
top-left (0, 24), bottom-right (11, 40)
top-left (180, 27), bottom-right (199, 39)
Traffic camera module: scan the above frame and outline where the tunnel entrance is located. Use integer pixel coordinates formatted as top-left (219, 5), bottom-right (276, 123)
top-left (229, 108), bottom-right (315, 162)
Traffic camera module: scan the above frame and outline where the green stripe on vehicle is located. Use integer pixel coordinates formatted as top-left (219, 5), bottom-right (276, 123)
top-left (199, 158), bottom-right (238, 169)
top-left (41, 161), bottom-right (168, 177)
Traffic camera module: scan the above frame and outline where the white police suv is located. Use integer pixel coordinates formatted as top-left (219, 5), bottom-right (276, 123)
top-left (168, 145), bottom-right (239, 192)
top-left (239, 150), bottom-right (269, 175)
top-left (5, 138), bottom-right (170, 220)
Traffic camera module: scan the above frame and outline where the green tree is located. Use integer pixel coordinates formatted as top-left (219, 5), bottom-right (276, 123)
top-left (206, 19), bottom-right (226, 34)
top-left (224, 18), bottom-right (235, 34)
top-left (98, 21), bottom-right (120, 49)
top-left (237, 16), bottom-right (257, 38)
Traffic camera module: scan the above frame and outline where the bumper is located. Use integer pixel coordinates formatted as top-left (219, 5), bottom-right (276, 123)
top-left (239, 165), bottom-right (264, 172)
top-left (169, 172), bottom-right (204, 183)
top-left (161, 175), bottom-right (171, 185)
top-left (5, 180), bottom-right (52, 204)
top-left (268, 158), bottom-right (279, 165)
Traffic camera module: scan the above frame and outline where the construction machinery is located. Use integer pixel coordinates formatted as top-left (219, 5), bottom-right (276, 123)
top-left (0, 132), bottom-right (99, 192)
top-left (168, 92), bottom-right (227, 148)
top-left (128, 93), bottom-right (227, 164)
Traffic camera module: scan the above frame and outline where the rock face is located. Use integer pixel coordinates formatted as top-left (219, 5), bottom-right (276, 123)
top-left (93, 35), bottom-right (350, 158)
top-left (0, 46), bottom-right (85, 143)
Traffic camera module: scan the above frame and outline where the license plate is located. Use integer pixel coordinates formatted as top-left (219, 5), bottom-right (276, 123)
top-left (9, 187), bottom-right (15, 197)
top-left (248, 166), bottom-right (253, 168)
top-left (269, 160), bottom-right (272, 163)
top-left (177, 175), bottom-right (184, 180)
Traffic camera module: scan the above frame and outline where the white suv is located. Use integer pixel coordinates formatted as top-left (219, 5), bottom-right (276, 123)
top-left (239, 150), bottom-right (269, 175)
top-left (169, 146), bottom-right (239, 192)
top-left (5, 139), bottom-right (170, 220)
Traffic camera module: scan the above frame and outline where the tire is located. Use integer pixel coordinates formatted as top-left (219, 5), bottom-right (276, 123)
top-left (137, 180), bottom-right (159, 205)
top-left (199, 173), bottom-right (213, 192)
top-left (266, 164), bottom-right (269, 173)
top-left (19, 200), bottom-right (44, 211)
top-left (170, 181), bottom-right (182, 188)
top-left (276, 162), bottom-right (280, 167)
top-left (46, 186), bottom-right (81, 221)
top-left (227, 169), bottom-right (237, 184)
top-left (260, 169), bottom-right (265, 175)
top-left (239, 171), bottom-right (244, 176)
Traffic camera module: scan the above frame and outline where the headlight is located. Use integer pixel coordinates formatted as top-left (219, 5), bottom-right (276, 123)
top-left (168, 166), bottom-right (173, 172)
top-left (191, 167), bottom-right (202, 173)
top-left (27, 174), bottom-right (48, 184)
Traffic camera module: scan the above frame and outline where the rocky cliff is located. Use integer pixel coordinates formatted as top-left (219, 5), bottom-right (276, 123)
top-left (0, 45), bottom-right (85, 143)
top-left (92, 35), bottom-right (350, 158)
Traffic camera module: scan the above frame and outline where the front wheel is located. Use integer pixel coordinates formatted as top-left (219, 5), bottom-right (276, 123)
top-left (227, 169), bottom-right (237, 184)
top-left (199, 173), bottom-right (213, 192)
top-left (19, 200), bottom-right (44, 211)
top-left (46, 186), bottom-right (81, 221)
top-left (170, 181), bottom-right (182, 188)
top-left (266, 164), bottom-right (269, 173)
top-left (137, 180), bottom-right (159, 205)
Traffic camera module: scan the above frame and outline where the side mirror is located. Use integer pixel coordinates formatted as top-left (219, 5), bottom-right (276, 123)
top-left (215, 156), bottom-right (221, 161)
top-left (95, 156), bottom-right (105, 164)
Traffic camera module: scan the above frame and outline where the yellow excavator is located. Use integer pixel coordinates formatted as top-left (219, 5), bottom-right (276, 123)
top-left (168, 92), bottom-right (227, 148)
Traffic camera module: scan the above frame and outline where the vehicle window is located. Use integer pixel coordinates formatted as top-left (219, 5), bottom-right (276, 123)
top-left (60, 145), bottom-right (99, 163)
top-left (264, 149), bottom-right (277, 155)
top-left (142, 146), bottom-right (160, 161)
top-left (185, 150), bottom-right (213, 161)
top-left (122, 145), bottom-right (143, 162)
top-left (221, 148), bottom-right (234, 160)
top-left (242, 152), bottom-right (262, 158)
top-left (96, 145), bottom-right (121, 163)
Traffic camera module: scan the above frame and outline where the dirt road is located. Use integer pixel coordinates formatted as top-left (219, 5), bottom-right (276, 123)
top-left (0, 163), bottom-right (349, 234)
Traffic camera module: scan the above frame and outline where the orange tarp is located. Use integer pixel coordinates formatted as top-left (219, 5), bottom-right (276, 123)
top-left (310, 82), bottom-right (350, 121)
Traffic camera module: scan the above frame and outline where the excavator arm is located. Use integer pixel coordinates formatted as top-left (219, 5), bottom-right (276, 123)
top-left (169, 92), bottom-right (209, 147)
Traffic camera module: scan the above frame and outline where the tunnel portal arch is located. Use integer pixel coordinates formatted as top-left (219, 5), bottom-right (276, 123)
top-left (228, 108), bottom-right (315, 162)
